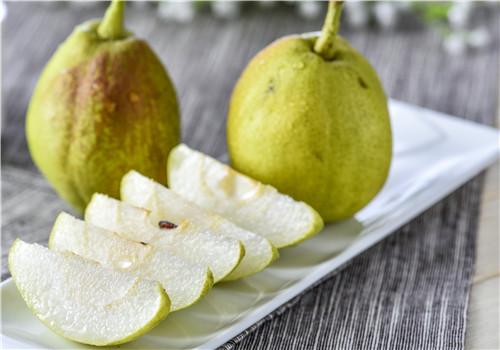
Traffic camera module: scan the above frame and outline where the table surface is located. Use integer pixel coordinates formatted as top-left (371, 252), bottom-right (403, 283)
top-left (1, 3), bottom-right (499, 349)
top-left (466, 160), bottom-right (500, 349)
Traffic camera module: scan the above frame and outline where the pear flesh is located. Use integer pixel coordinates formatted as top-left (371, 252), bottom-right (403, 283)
top-left (121, 170), bottom-right (279, 280)
top-left (227, 2), bottom-right (392, 222)
top-left (167, 144), bottom-right (324, 248)
top-left (49, 212), bottom-right (213, 311)
top-left (8, 240), bottom-right (169, 346)
top-left (25, 0), bottom-right (180, 213)
top-left (85, 194), bottom-right (244, 282)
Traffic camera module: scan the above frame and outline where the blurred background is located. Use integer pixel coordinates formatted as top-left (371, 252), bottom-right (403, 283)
top-left (1, 1), bottom-right (499, 168)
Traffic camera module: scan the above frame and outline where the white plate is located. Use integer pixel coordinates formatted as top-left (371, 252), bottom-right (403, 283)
top-left (2, 100), bottom-right (499, 350)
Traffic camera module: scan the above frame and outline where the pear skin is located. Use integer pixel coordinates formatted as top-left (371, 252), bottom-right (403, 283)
top-left (227, 1), bottom-right (392, 222)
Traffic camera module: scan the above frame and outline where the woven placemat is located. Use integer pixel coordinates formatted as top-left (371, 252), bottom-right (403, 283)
top-left (220, 176), bottom-right (484, 350)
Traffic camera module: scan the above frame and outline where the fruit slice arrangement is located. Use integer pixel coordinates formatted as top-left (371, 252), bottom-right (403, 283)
top-left (9, 146), bottom-right (323, 345)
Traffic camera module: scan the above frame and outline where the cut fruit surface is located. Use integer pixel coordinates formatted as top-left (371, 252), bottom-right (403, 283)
top-left (167, 144), bottom-right (324, 248)
top-left (85, 194), bottom-right (244, 282)
top-left (49, 212), bottom-right (213, 311)
top-left (8, 239), bottom-right (169, 346)
top-left (121, 171), bottom-right (278, 280)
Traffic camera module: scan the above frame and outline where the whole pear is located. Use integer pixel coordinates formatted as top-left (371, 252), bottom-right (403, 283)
top-left (26, 0), bottom-right (180, 213)
top-left (227, 1), bottom-right (392, 222)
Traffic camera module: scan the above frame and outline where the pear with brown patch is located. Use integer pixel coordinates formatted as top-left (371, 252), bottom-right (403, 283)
top-left (26, 0), bottom-right (180, 212)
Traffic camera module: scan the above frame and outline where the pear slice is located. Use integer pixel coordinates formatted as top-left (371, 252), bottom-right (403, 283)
top-left (167, 144), bottom-right (324, 248)
top-left (49, 212), bottom-right (213, 311)
top-left (121, 171), bottom-right (279, 281)
top-left (8, 239), bottom-right (169, 346)
top-left (85, 194), bottom-right (244, 282)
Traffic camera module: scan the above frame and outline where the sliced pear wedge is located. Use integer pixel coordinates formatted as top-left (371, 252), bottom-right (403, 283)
top-left (85, 194), bottom-right (244, 283)
top-left (8, 239), bottom-right (169, 346)
top-left (167, 144), bottom-right (324, 248)
top-left (49, 212), bottom-right (213, 311)
top-left (121, 171), bottom-right (278, 281)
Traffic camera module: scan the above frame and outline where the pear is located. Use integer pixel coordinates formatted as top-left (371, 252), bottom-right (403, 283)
top-left (167, 144), bottom-right (324, 248)
top-left (121, 170), bottom-right (279, 280)
top-left (227, 1), bottom-right (392, 222)
top-left (85, 193), bottom-right (245, 282)
top-left (49, 212), bottom-right (213, 312)
top-left (26, 0), bottom-right (180, 213)
top-left (9, 240), bottom-right (170, 346)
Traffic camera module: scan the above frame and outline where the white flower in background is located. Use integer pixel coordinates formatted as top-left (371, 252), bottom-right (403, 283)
top-left (448, 1), bottom-right (473, 29)
top-left (467, 27), bottom-right (491, 49)
top-left (444, 32), bottom-right (467, 55)
top-left (297, 1), bottom-right (323, 20)
top-left (211, 1), bottom-right (241, 20)
top-left (344, 1), bottom-right (369, 29)
top-left (373, 2), bottom-right (398, 29)
top-left (158, 0), bottom-right (195, 23)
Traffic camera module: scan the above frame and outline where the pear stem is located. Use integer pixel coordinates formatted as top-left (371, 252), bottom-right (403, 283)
top-left (313, 0), bottom-right (344, 60)
top-left (97, 0), bottom-right (126, 40)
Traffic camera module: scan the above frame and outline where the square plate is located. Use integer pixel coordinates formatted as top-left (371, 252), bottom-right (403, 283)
top-left (2, 100), bottom-right (499, 349)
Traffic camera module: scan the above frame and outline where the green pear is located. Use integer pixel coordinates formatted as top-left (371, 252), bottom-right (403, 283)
top-left (26, 0), bottom-right (180, 213)
top-left (227, 1), bottom-right (392, 222)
